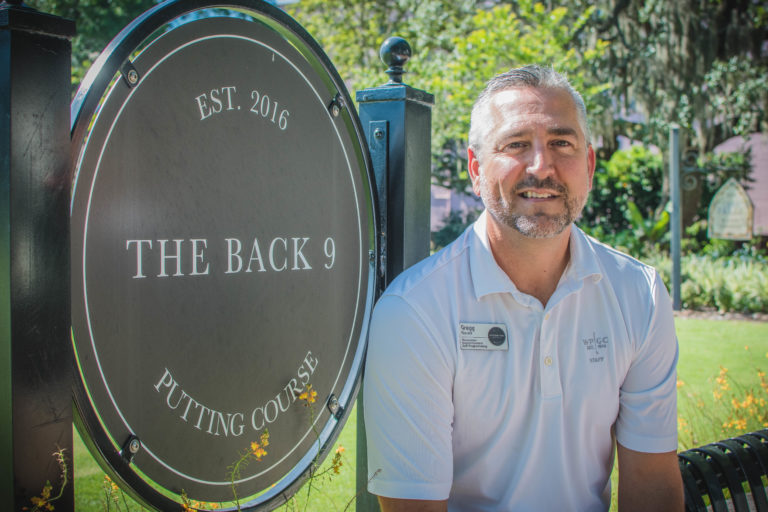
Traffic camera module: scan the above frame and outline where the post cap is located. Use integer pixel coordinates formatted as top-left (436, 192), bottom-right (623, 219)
top-left (380, 36), bottom-right (411, 85)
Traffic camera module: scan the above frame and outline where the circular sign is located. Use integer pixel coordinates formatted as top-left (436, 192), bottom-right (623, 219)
top-left (70, 2), bottom-right (377, 509)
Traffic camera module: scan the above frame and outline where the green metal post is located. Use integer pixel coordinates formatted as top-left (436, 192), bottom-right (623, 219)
top-left (0, 2), bottom-right (75, 510)
top-left (670, 124), bottom-right (682, 311)
top-left (355, 37), bottom-right (434, 512)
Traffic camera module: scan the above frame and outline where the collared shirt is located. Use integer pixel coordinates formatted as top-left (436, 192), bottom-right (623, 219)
top-left (364, 211), bottom-right (678, 511)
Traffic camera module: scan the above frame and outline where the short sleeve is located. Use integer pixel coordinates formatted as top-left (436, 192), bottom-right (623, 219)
top-left (616, 272), bottom-right (679, 453)
top-left (363, 294), bottom-right (455, 500)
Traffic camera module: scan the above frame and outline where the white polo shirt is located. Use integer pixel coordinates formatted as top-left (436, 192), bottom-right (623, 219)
top-left (363, 212), bottom-right (678, 511)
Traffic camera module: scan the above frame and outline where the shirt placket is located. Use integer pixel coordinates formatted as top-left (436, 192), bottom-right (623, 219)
top-left (540, 311), bottom-right (562, 398)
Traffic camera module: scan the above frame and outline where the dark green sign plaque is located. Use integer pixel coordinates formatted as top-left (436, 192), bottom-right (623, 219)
top-left (70, 2), bottom-right (377, 509)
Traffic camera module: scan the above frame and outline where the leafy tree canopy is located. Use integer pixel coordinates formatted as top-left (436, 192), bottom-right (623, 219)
top-left (27, 0), bottom-right (767, 194)
top-left (289, 0), bottom-right (609, 192)
top-left (27, 0), bottom-right (157, 85)
top-left (582, 0), bottom-right (768, 154)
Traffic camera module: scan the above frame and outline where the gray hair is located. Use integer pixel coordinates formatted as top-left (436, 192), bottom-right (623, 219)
top-left (468, 65), bottom-right (591, 157)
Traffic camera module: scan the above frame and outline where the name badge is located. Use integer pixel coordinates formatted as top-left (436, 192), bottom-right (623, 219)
top-left (459, 322), bottom-right (508, 351)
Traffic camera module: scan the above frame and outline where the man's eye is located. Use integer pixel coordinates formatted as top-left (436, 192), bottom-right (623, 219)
top-left (552, 140), bottom-right (572, 147)
top-left (502, 142), bottom-right (525, 150)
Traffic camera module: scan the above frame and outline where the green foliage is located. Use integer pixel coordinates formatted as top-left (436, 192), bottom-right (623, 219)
top-left (424, 2), bottom-right (609, 192)
top-left (289, 0), bottom-right (609, 193)
top-left (582, 0), bottom-right (768, 154)
top-left (28, 0), bottom-right (157, 87)
top-left (580, 145), bottom-right (669, 257)
top-left (431, 210), bottom-right (479, 251)
top-left (624, 200), bottom-right (669, 244)
top-left (580, 144), bottom-right (760, 263)
top-left (582, 146), bottom-right (665, 234)
top-left (705, 58), bottom-right (768, 140)
top-left (646, 253), bottom-right (768, 314)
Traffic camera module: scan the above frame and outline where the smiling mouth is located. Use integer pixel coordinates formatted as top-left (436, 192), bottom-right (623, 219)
top-left (520, 191), bottom-right (558, 199)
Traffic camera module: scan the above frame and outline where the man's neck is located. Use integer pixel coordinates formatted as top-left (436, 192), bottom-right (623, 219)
top-left (485, 217), bottom-right (572, 307)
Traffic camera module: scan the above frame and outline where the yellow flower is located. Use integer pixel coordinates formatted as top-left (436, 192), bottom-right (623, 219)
top-left (28, 482), bottom-right (54, 511)
top-left (190, 500), bottom-right (220, 509)
top-left (330, 444), bottom-right (345, 474)
top-left (30, 497), bottom-right (46, 507)
top-left (676, 379), bottom-right (685, 388)
top-left (298, 385), bottom-right (318, 406)
top-left (745, 345), bottom-right (750, 350)
top-left (260, 430), bottom-right (270, 448)
top-left (250, 440), bottom-right (267, 460)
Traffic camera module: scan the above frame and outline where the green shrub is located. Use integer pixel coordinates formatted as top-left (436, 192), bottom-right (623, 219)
top-left (582, 146), bottom-right (665, 240)
top-left (582, 145), bottom-right (758, 262)
top-left (431, 210), bottom-right (479, 251)
top-left (644, 253), bottom-right (768, 313)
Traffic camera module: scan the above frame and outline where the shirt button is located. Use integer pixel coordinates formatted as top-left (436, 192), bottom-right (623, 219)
top-left (544, 356), bottom-right (553, 366)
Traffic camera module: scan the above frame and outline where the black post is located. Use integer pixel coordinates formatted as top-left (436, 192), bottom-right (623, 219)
top-left (355, 37), bottom-right (434, 512)
top-left (0, 2), bottom-right (75, 510)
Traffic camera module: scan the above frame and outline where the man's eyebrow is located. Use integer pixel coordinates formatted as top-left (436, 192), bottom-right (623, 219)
top-left (498, 128), bottom-right (529, 139)
top-left (548, 126), bottom-right (578, 137)
top-left (498, 126), bottom-right (579, 139)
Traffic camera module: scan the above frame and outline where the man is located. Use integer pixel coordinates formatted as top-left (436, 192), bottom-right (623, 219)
top-left (363, 66), bottom-right (683, 511)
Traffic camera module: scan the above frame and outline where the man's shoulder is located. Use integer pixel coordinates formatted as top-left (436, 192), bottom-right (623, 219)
top-left (384, 226), bottom-right (473, 300)
top-left (577, 228), bottom-right (658, 287)
top-left (574, 228), bottom-right (672, 344)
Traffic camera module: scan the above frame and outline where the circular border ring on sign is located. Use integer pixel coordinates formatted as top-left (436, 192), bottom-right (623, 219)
top-left (70, 1), bottom-right (378, 510)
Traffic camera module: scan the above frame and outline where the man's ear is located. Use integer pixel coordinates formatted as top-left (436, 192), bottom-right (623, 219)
top-left (468, 147), bottom-right (482, 197)
top-left (587, 144), bottom-right (596, 190)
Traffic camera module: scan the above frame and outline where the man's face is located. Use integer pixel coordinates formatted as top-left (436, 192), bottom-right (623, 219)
top-left (468, 87), bottom-right (595, 239)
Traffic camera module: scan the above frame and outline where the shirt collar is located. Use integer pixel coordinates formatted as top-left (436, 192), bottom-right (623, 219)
top-left (469, 211), bottom-right (603, 301)
top-left (469, 211), bottom-right (517, 299)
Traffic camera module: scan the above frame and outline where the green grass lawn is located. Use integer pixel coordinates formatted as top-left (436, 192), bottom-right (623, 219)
top-left (74, 406), bottom-right (359, 511)
top-left (675, 317), bottom-right (768, 450)
top-left (75, 317), bottom-right (768, 511)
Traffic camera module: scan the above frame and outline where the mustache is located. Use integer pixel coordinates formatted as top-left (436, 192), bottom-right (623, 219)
top-left (512, 176), bottom-right (567, 195)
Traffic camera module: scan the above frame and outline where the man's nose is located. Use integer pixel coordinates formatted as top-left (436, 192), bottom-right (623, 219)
top-left (525, 144), bottom-right (554, 176)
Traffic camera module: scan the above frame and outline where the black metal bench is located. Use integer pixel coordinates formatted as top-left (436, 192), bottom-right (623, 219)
top-left (679, 429), bottom-right (768, 511)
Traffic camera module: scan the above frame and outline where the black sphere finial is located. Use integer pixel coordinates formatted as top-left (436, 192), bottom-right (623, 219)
top-left (380, 36), bottom-right (411, 85)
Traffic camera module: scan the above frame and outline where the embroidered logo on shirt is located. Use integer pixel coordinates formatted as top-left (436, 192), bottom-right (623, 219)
top-left (582, 332), bottom-right (609, 363)
top-left (459, 322), bottom-right (508, 351)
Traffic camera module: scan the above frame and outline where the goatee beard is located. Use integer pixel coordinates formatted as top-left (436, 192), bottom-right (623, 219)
top-left (478, 175), bottom-right (584, 239)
